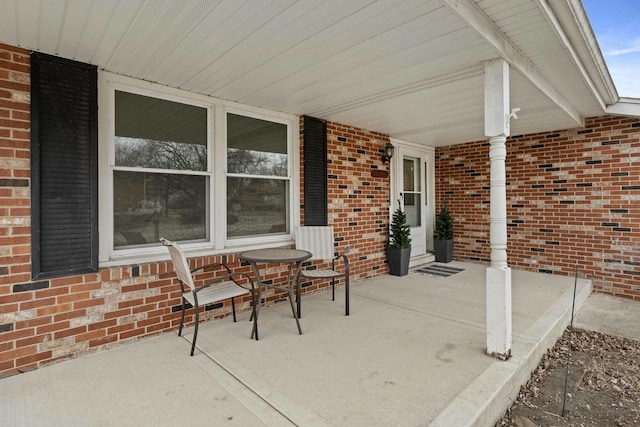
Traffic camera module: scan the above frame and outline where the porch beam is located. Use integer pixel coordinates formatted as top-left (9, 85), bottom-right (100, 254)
top-left (484, 59), bottom-right (512, 359)
top-left (441, 0), bottom-right (584, 127)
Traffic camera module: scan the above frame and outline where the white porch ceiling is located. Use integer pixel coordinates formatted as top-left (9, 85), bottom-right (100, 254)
top-left (0, 0), bottom-right (619, 146)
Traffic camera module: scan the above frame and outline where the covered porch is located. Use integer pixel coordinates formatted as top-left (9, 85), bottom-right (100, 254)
top-left (2, 262), bottom-right (592, 426)
top-left (3, 0), bottom-right (640, 378)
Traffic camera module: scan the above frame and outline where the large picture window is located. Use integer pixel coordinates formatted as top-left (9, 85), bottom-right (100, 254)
top-left (103, 80), bottom-right (295, 260)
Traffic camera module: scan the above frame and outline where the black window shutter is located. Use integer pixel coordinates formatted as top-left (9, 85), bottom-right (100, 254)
top-left (303, 116), bottom-right (328, 226)
top-left (31, 52), bottom-right (98, 279)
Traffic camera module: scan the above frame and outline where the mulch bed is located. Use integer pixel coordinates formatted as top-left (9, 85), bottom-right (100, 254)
top-left (497, 328), bottom-right (640, 426)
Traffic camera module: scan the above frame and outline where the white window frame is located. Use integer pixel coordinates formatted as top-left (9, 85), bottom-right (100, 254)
top-left (222, 107), bottom-right (294, 248)
top-left (98, 72), bottom-right (299, 267)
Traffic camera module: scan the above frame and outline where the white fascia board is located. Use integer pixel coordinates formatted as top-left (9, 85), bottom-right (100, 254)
top-left (606, 99), bottom-right (640, 118)
top-left (441, 0), bottom-right (584, 127)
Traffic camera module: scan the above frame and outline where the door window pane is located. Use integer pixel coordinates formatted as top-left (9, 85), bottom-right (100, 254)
top-left (227, 177), bottom-right (288, 238)
top-left (403, 193), bottom-right (421, 227)
top-left (114, 171), bottom-right (207, 247)
top-left (403, 157), bottom-right (421, 227)
top-left (403, 158), bottom-right (416, 191)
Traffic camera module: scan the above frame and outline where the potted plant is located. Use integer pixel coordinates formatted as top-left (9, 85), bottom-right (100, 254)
top-left (387, 200), bottom-right (412, 276)
top-left (434, 202), bottom-right (454, 263)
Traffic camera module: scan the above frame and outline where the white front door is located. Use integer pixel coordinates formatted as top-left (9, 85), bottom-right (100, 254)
top-left (392, 141), bottom-right (435, 259)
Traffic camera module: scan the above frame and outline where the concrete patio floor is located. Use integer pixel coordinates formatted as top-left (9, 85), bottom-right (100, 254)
top-left (1, 262), bottom-right (595, 426)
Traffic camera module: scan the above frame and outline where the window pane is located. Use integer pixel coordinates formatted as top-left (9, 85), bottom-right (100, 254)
top-left (404, 193), bottom-right (421, 227)
top-left (403, 158), bottom-right (415, 192)
top-left (115, 91), bottom-right (207, 171)
top-left (227, 113), bottom-right (287, 176)
top-left (114, 171), bottom-right (207, 247)
top-left (227, 177), bottom-right (288, 238)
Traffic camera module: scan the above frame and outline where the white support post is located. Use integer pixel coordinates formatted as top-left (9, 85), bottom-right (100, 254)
top-left (486, 264), bottom-right (512, 359)
top-left (489, 136), bottom-right (508, 269)
top-left (485, 59), bottom-right (512, 359)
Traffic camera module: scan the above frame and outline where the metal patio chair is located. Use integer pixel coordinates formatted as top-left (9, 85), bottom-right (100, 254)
top-left (295, 226), bottom-right (350, 317)
top-left (160, 238), bottom-right (256, 356)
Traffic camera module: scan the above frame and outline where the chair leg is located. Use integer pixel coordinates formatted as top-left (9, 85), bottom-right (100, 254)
top-left (331, 277), bottom-right (336, 301)
top-left (345, 275), bottom-right (350, 316)
top-left (296, 277), bottom-right (302, 319)
top-left (231, 297), bottom-right (237, 322)
top-left (191, 306), bottom-right (199, 356)
top-left (178, 298), bottom-right (186, 337)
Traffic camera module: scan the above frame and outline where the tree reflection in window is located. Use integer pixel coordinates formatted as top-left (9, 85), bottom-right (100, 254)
top-left (115, 137), bottom-right (207, 171)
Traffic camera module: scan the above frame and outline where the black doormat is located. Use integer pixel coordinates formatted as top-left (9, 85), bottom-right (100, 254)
top-left (415, 263), bottom-right (465, 277)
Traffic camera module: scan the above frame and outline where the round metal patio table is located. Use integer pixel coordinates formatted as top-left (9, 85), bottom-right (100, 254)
top-left (239, 248), bottom-right (312, 340)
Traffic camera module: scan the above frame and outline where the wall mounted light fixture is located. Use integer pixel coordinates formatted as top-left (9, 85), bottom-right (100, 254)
top-left (382, 142), bottom-right (395, 163)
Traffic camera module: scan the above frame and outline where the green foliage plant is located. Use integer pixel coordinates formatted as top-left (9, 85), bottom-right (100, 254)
top-left (434, 202), bottom-right (454, 240)
top-left (389, 200), bottom-right (412, 249)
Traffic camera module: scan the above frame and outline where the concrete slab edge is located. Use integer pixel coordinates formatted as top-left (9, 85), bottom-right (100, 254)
top-left (429, 278), bottom-right (593, 427)
top-left (189, 349), bottom-right (296, 427)
top-left (185, 335), bottom-right (333, 427)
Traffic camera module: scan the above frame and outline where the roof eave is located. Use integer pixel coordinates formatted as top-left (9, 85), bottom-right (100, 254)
top-left (540, 0), bottom-right (619, 110)
top-left (606, 98), bottom-right (640, 118)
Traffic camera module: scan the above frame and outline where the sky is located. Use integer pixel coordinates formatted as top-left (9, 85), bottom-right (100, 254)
top-left (583, 0), bottom-right (640, 98)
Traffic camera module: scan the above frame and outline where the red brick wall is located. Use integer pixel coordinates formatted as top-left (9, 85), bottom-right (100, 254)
top-left (436, 116), bottom-right (640, 299)
top-left (0, 43), bottom-right (392, 376)
top-left (300, 118), bottom-right (391, 281)
top-left (1, 43), bottom-right (34, 374)
top-left (0, 44), bottom-right (31, 286)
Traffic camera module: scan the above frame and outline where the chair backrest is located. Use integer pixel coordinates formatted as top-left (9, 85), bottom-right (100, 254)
top-left (160, 238), bottom-right (195, 291)
top-left (295, 226), bottom-right (335, 261)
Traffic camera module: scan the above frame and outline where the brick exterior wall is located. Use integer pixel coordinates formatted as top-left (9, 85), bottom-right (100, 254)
top-left (436, 116), bottom-right (640, 300)
top-left (0, 44), bottom-right (30, 287)
top-left (325, 122), bottom-right (390, 280)
top-left (300, 118), bottom-right (391, 282)
top-left (1, 43), bottom-right (34, 374)
top-left (0, 42), bottom-right (392, 376)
